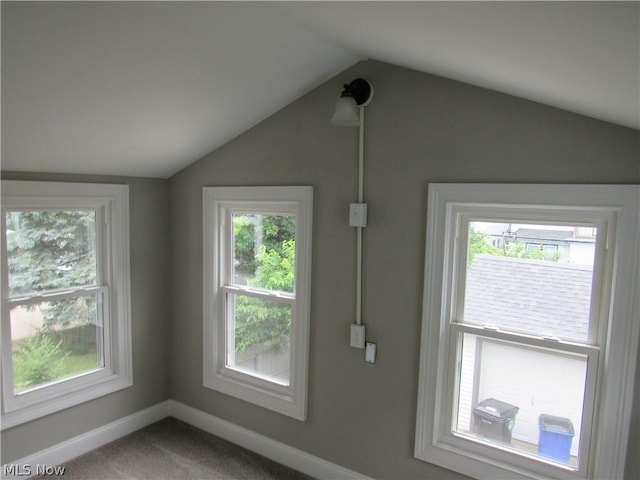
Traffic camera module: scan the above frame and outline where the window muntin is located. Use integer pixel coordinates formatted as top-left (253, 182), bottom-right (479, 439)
top-left (203, 187), bottom-right (312, 421)
top-left (1, 181), bottom-right (132, 429)
top-left (415, 184), bottom-right (640, 480)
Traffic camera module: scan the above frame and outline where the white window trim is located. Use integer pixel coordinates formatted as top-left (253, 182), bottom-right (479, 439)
top-left (415, 183), bottom-right (639, 480)
top-left (203, 186), bottom-right (312, 421)
top-left (1, 181), bottom-right (133, 430)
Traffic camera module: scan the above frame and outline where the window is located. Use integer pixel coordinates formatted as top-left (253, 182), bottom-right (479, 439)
top-left (203, 187), bottom-right (312, 420)
top-left (1, 181), bottom-right (132, 429)
top-left (415, 184), bottom-right (639, 480)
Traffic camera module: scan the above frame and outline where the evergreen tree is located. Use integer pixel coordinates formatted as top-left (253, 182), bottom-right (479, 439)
top-left (6, 211), bottom-right (97, 328)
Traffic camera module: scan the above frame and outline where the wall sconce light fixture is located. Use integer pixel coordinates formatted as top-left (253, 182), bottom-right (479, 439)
top-left (330, 78), bottom-right (374, 127)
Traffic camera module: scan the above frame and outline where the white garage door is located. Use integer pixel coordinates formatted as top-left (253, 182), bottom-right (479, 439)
top-left (477, 340), bottom-right (585, 456)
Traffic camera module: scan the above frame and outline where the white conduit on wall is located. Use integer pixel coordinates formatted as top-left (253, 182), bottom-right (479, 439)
top-left (356, 106), bottom-right (365, 325)
top-left (329, 78), bottom-right (373, 334)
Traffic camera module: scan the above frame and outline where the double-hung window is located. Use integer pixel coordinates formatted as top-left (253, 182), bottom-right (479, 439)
top-left (203, 186), bottom-right (312, 420)
top-left (415, 184), bottom-right (639, 479)
top-left (1, 181), bottom-right (132, 429)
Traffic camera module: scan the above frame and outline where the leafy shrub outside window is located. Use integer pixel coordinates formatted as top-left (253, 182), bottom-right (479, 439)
top-left (233, 215), bottom-right (295, 353)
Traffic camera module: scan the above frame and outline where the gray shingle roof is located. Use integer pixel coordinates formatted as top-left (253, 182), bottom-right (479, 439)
top-left (465, 255), bottom-right (592, 342)
top-left (514, 228), bottom-right (574, 242)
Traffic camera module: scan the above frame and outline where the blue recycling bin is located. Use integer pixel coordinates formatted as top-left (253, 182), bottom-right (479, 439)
top-left (538, 414), bottom-right (574, 462)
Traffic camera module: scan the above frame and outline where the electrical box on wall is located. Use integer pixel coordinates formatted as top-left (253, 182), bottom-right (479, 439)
top-left (349, 203), bottom-right (368, 227)
top-left (350, 323), bottom-right (366, 349)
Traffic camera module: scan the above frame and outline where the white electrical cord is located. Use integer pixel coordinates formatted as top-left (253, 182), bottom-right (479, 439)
top-left (356, 106), bottom-right (365, 325)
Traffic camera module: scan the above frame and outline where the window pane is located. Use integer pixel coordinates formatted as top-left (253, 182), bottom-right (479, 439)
top-left (227, 293), bottom-right (291, 385)
top-left (232, 213), bottom-right (295, 293)
top-left (6, 211), bottom-right (98, 296)
top-left (455, 332), bottom-right (587, 469)
top-left (10, 295), bottom-right (104, 394)
top-left (464, 222), bottom-right (597, 343)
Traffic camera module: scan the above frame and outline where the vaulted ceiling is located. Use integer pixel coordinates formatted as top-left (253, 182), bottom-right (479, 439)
top-left (2, 2), bottom-right (638, 179)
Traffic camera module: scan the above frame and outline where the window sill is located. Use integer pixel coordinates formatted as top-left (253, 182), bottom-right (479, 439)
top-left (2, 373), bottom-right (132, 430)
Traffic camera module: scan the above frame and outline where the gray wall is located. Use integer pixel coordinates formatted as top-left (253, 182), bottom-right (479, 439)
top-left (0, 173), bottom-right (171, 463)
top-left (168, 60), bottom-right (639, 479)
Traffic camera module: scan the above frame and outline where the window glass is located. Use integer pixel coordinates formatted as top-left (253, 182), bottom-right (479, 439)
top-left (5, 210), bottom-right (104, 395)
top-left (9, 295), bottom-right (104, 394)
top-left (228, 212), bottom-right (296, 386)
top-left (454, 332), bottom-right (587, 468)
top-left (226, 293), bottom-right (292, 385)
top-left (463, 221), bottom-right (597, 343)
top-left (6, 210), bottom-right (97, 296)
top-left (232, 213), bottom-right (295, 293)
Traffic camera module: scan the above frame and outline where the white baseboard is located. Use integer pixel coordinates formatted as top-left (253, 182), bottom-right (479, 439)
top-left (168, 400), bottom-right (372, 480)
top-left (2, 401), bottom-right (171, 479)
top-left (2, 400), bottom-right (370, 480)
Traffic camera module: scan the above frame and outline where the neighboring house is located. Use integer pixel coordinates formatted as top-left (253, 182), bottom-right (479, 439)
top-left (457, 254), bottom-right (593, 457)
top-left (486, 227), bottom-right (596, 265)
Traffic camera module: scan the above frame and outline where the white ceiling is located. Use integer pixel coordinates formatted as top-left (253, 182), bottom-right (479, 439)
top-left (2, 1), bottom-right (638, 179)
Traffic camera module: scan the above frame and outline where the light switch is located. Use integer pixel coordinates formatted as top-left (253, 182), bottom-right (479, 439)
top-left (365, 342), bottom-right (377, 363)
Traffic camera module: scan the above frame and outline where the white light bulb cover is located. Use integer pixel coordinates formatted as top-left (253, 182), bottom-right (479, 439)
top-left (330, 97), bottom-right (360, 127)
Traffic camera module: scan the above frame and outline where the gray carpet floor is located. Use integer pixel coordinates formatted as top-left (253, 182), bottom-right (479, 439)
top-left (40, 417), bottom-right (313, 480)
